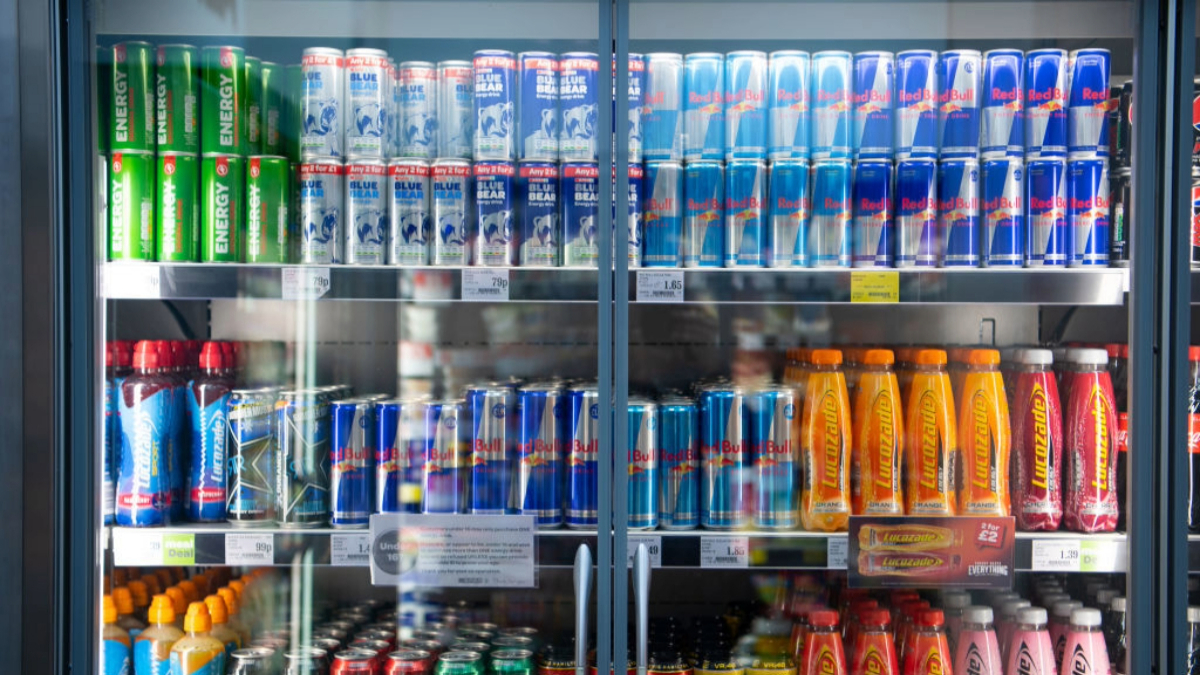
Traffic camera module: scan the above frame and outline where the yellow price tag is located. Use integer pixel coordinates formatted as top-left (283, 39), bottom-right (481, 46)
top-left (850, 271), bottom-right (899, 303)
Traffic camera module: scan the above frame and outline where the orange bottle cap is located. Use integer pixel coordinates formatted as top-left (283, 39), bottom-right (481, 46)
top-left (810, 349), bottom-right (843, 366)
top-left (204, 594), bottom-right (229, 624)
top-left (917, 609), bottom-right (945, 627)
top-left (178, 580), bottom-right (198, 603)
top-left (796, 347), bottom-right (812, 364)
top-left (967, 349), bottom-right (1000, 366)
top-left (165, 586), bottom-right (187, 615)
top-left (141, 575), bottom-right (161, 596)
top-left (184, 602), bottom-right (212, 633)
top-left (112, 587), bottom-right (135, 615)
top-left (228, 580), bottom-right (245, 601)
top-left (915, 349), bottom-right (947, 366)
top-left (807, 609), bottom-right (839, 627)
top-left (102, 594), bottom-right (117, 624)
top-left (148, 594), bottom-right (176, 624)
top-left (862, 349), bottom-right (894, 366)
top-left (192, 573), bottom-right (209, 598)
top-left (218, 587), bottom-right (239, 616)
top-left (127, 580), bottom-right (149, 608)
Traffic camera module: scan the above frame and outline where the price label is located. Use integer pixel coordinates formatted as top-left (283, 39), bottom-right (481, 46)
top-left (103, 264), bottom-right (162, 299)
top-left (827, 536), bottom-right (849, 569)
top-left (1030, 539), bottom-right (1082, 572)
top-left (225, 533), bottom-right (274, 565)
top-left (636, 270), bottom-right (684, 303)
top-left (331, 532), bottom-right (371, 566)
top-left (282, 266), bottom-right (331, 300)
top-left (462, 268), bottom-right (510, 301)
top-left (627, 535), bottom-right (663, 567)
top-left (1080, 539), bottom-right (1125, 572)
top-left (850, 270), bottom-right (899, 303)
top-left (161, 533), bottom-right (195, 566)
top-left (112, 529), bottom-right (164, 567)
top-left (700, 536), bottom-right (749, 568)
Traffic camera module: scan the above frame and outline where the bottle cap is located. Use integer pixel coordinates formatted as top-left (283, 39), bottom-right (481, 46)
top-left (165, 586), bottom-right (187, 615)
top-left (1070, 608), bottom-right (1103, 627)
top-left (1052, 600), bottom-right (1083, 619)
top-left (1000, 599), bottom-right (1031, 619)
top-left (105, 344), bottom-right (114, 368)
top-left (860, 609), bottom-right (891, 627)
top-left (155, 340), bottom-right (173, 369)
top-left (199, 342), bottom-right (223, 370)
top-left (1111, 597), bottom-right (1127, 613)
top-left (862, 349), bottom-right (894, 366)
top-left (943, 592), bottom-right (972, 610)
top-left (148, 594), bottom-right (177, 624)
top-left (1075, 348), bottom-right (1109, 365)
top-left (184, 601), bottom-right (213, 633)
top-left (178, 580), bottom-right (199, 603)
top-left (1119, 344), bottom-right (1129, 359)
top-left (218, 587), bottom-right (239, 616)
top-left (807, 609), bottom-right (838, 628)
top-left (204, 594), bottom-right (229, 624)
top-left (228, 579), bottom-right (245, 601)
top-left (967, 349), bottom-right (1000, 366)
top-left (132, 340), bottom-right (160, 370)
top-left (810, 349), bottom-right (843, 366)
top-left (102, 594), bottom-right (117, 624)
top-left (916, 610), bottom-right (944, 628)
top-left (962, 606), bottom-right (994, 624)
top-left (1188, 606), bottom-right (1200, 623)
top-left (1015, 348), bottom-right (1054, 365)
top-left (1017, 607), bottom-right (1048, 626)
top-left (127, 580), bottom-right (149, 608)
top-left (915, 349), bottom-right (947, 366)
top-left (112, 587), bottom-right (135, 615)
top-left (1191, 346), bottom-right (1200, 362)
top-left (192, 573), bottom-right (210, 598)
top-left (141, 575), bottom-right (161, 596)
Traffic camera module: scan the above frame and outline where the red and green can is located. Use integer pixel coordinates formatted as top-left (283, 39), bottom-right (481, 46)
top-left (261, 61), bottom-right (283, 156)
top-left (246, 155), bottom-right (291, 263)
top-left (200, 46), bottom-right (246, 155)
top-left (201, 154), bottom-right (245, 262)
top-left (155, 44), bottom-right (199, 153)
top-left (110, 41), bottom-right (155, 153)
top-left (109, 151), bottom-right (156, 260)
top-left (245, 56), bottom-right (263, 155)
top-left (156, 153), bottom-right (199, 261)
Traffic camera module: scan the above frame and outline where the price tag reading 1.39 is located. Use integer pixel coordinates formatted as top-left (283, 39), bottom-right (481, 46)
top-left (636, 270), bottom-right (684, 303)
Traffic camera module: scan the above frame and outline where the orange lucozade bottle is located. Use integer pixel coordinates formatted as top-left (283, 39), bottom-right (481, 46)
top-left (802, 610), bottom-right (849, 675)
top-left (800, 349), bottom-right (853, 531)
top-left (902, 610), bottom-right (953, 675)
top-left (852, 349), bottom-right (905, 516)
top-left (850, 609), bottom-right (900, 675)
top-left (957, 348), bottom-right (1012, 516)
top-left (904, 349), bottom-right (958, 516)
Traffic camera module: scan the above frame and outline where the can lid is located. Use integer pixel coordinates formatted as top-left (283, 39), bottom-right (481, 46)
top-left (916, 610), bottom-right (944, 628)
top-left (1074, 348), bottom-right (1109, 365)
top-left (1015, 348), bottom-right (1054, 365)
top-left (962, 606), bottom-right (994, 624)
top-left (967, 349), bottom-right (1000, 366)
top-left (1070, 608), bottom-right (1103, 627)
top-left (1188, 606), bottom-right (1200, 623)
top-left (810, 349), bottom-right (843, 366)
top-left (807, 609), bottom-right (838, 627)
top-left (915, 349), bottom-right (947, 366)
top-left (1016, 607), bottom-right (1048, 626)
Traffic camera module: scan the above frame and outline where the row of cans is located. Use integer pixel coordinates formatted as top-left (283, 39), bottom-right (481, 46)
top-left (640, 156), bottom-right (1125, 269)
top-left (641, 48), bottom-right (1119, 164)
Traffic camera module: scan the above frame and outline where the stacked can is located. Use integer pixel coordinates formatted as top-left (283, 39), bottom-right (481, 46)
top-left (107, 42), bottom-right (156, 261)
top-left (558, 53), bottom-right (601, 268)
top-left (980, 49), bottom-right (1024, 267)
top-left (298, 47), bottom-right (346, 264)
top-left (1066, 49), bottom-right (1112, 267)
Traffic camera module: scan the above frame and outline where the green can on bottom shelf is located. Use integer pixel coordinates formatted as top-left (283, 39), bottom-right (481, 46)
top-left (155, 44), bottom-right (200, 153)
top-left (490, 649), bottom-right (534, 675)
top-left (246, 155), bottom-right (290, 263)
top-left (436, 651), bottom-right (486, 675)
top-left (201, 154), bottom-right (244, 263)
top-left (200, 45), bottom-right (246, 155)
top-left (110, 41), bottom-right (156, 153)
top-left (156, 153), bottom-right (199, 262)
top-left (109, 151), bottom-right (156, 260)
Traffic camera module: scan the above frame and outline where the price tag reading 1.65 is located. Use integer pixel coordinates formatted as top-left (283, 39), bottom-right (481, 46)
top-left (636, 270), bottom-right (684, 303)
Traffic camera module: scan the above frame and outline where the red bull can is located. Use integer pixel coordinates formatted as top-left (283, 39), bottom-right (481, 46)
top-left (768, 50), bottom-right (811, 160)
top-left (562, 162), bottom-right (600, 267)
top-left (330, 400), bottom-right (375, 529)
top-left (684, 160), bottom-right (724, 268)
top-left (558, 52), bottom-right (599, 162)
top-left (938, 157), bottom-right (980, 266)
top-left (698, 386), bottom-right (750, 529)
top-left (1025, 157), bottom-right (1069, 266)
top-left (388, 158), bottom-right (432, 266)
top-left (810, 158), bottom-right (853, 267)
top-left (852, 160), bottom-right (893, 268)
top-left (399, 61), bottom-right (438, 159)
top-left (1067, 158), bottom-right (1111, 267)
top-left (1068, 49), bottom-right (1113, 157)
top-left (517, 384), bottom-right (566, 528)
top-left (852, 51), bottom-right (894, 160)
top-left (1025, 49), bottom-right (1069, 158)
top-left (467, 386), bottom-right (515, 515)
top-left (767, 158), bottom-right (810, 267)
top-left (683, 53), bottom-right (725, 161)
top-left (644, 160), bottom-right (684, 267)
top-left (937, 49), bottom-right (982, 159)
top-left (896, 160), bottom-right (939, 267)
top-left (345, 160), bottom-right (388, 265)
top-left (725, 51), bottom-right (768, 160)
top-left (474, 161), bottom-right (516, 266)
top-left (422, 400), bottom-right (468, 515)
top-left (376, 399), bottom-right (424, 514)
top-left (518, 162), bottom-right (560, 267)
top-left (811, 51), bottom-right (853, 160)
top-left (749, 386), bottom-right (799, 529)
top-left (981, 157), bottom-right (1024, 267)
top-left (300, 158), bottom-right (345, 264)
top-left (301, 47), bottom-right (345, 158)
top-left (724, 159), bottom-right (766, 267)
top-left (344, 49), bottom-right (390, 159)
top-left (644, 53), bottom-right (684, 161)
top-left (981, 49), bottom-right (1024, 158)
top-left (518, 52), bottom-right (559, 162)
top-left (658, 398), bottom-right (699, 530)
top-left (628, 399), bottom-right (659, 530)
top-left (431, 158), bottom-right (472, 266)
top-left (473, 50), bottom-right (517, 161)
top-left (566, 385), bottom-right (600, 529)
top-left (895, 50), bottom-right (939, 160)
top-left (437, 60), bottom-right (475, 160)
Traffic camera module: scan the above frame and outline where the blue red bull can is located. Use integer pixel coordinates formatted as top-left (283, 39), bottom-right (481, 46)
top-left (981, 157), bottom-right (1024, 266)
top-left (768, 50), bottom-right (811, 160)
top-left (725, 51), bottom-right (768, 160)
top-left (683, 53), bottom-right (725, 161)
top-left (1068, 49), bottom-right (1112, 157)
top-left (938, 157), bottom-right (980, 266)
top-left (658, 398), bottom-right (699, 530)
top-left (562, 162), bottom-right (601, 267)
top-left (518, 162), bottom-right (560, 267)
top-left (627, 54), bottom-right (646, 162)
top-left (981, 49), bottom-right (1024, 158)
top-left (474, 161), bottom-right (515, 266)
top-left (627, 399), bottom-right (659, 530)
top-left (518, 52), bottom-right (559, 162)
top-left (625, 163), bottom-right (644, 266)
top-left (698, 386), bottom-right (749, 529)
top-left (1025, 49), bottom-right (1069, 158)
top-left (852, 160), bottom-right (893, 267)
top-left (643, 160), bottom-right (684, 267)
top-left (724, 159), bottom-right (766, 267)
top-left (852, 51), bottom-right (894, 160)
top-left (422, 400), bottom-right (468, 514)
top-left (937, 49), bottom-right (982, 159)
top-left (376, 399), bottom-right (417, 514)
top-left (468, 386), bottom-right (515, 515)
top-left (810, 158), bottom-right (853, 267)
top-left (330, 400), bottom-right (375, 528)
top-left (811, 51), bottom-right (853, 160)
top-left (749, 386), bottom-right (799, 530)
top-left (895, 50), bottom-right (939, 159)
top-left (643, 53), bottom-right (684, 161)
top-left (895, 158), bottom-right (939, 267)
top-left (517, 384), bottom-right (565, 528)
top-left (566, 385), bottom-right (600, 529)
top-left (1067, 158), bottom-right (1111, 266)
top-left (473, 50), bottom-right (517, 161)
top-left (559, 52), bottom-right (599, 162)
top-left (684, 160), bottom-right (724, 268)
top-left (1025, 157), bottom-right (1069, 266)
top-left (767, 158), bottom-right (810, 267)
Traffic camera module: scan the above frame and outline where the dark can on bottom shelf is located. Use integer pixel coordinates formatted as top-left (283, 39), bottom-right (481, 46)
top-left (246, 155), bottom-right (291, 263)
top-left (331, 650), bottom-right (377, 674)
top-left (285, 648), bottom-right (331, 675)
top-left (275, 391), bottom-right (331, 527)
top-left (227, 388), bottom-right (277, 525)
top-left (434, 651), bottom-right (485, 675)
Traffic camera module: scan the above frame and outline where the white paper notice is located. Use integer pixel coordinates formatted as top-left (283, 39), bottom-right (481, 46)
top-left (225, 533), bottom-right (274, 565)
top-left (369, 514), bottom-right (535, 587)
top-left (827, 536), bottom-right (849, 570)
top-left (331, 532), bottom-right (371, 566)
top-left (104, 264), bottom-right (161, 299)
top-left (112, 529), bottom-right (163, 567)
top-left (461, 269), bottom-right (510, 301)
top-left (627, 535), bottom-right (663, 567)
top-left (1030, 539), bottom-right (1082, 572)
top-left (281, 266), bottom-right (331, 300)
top-left (636, 270), bottom-right (684, 302)
top-left (700, 536), bottom-right (749, 568)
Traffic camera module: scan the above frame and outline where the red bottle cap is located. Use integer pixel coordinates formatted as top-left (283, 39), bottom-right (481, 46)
top-left (807, 609), bottom-right (839, 628)
top-left (1119, 344), bottom-right (1129, 359)
top-left (199, 342), bottom-right (223, 370)
top-left (1190, 346), bottom-right (1200, 362)
top-left (860, 609), bottom-right (891, 628)
top-left (1106, 343), bottom-right (1122, 359)
top-left (132, 340), bottom-right (160, 370)
top-left (105, 343), bottom-right (113, 368)
top-left (917, 610), bottom-right (944, 627)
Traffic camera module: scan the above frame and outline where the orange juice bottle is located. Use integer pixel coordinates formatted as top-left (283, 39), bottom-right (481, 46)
top-left (852, 349), bottom-right (905, 516)
top-left (850, 609), bottom-right (900, 675)
top-left (904, 349), bottom-right (958, 515)
top-left (801, 349), bottom-right (853, 531)
top-left (957, 348), bottom-right (1011, 516)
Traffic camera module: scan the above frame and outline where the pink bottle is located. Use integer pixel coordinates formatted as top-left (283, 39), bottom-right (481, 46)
top-left (1050, 600), bottom-right (1084, 666)
top-left (997, 599), bottom-right (1031, 665)
top-left (1060, 608), bottom-right (1111, 675)
top-left (1006, 607), bottom-right (1057, 675)
top-left (943, 591), bottom-right (972, 655)
top-left (954, 605), bottom-right (1003, 675)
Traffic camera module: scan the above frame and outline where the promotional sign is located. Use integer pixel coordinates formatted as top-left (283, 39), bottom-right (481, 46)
top-left (848, 515), bottom-right (1015, 589)
top-left (369, 513), bottom-right (536, 587)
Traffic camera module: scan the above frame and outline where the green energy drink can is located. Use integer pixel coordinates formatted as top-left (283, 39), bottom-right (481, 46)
top-left (200, 46), bottom-right (246, 155)
top-left (156, 152), bottom-right (199, 261)
top-left (96, 47), bottom-right (112, 154)
top-left (245, 56), bottom-right (263, 155)
top-left (246, 156), bottom-right (291, 263)
top-left (109, 151), bottom-right (156, 260)
top-left (110, 41), bottom-right (155, 152)
top-left (261, 62), bottom-right (283, 155)
top-left (155, 44), bottom-right (199, 153)
top-left (284, 64), bottom-right (304, 162)
top-left (201, 154), bottom-right (245, 262)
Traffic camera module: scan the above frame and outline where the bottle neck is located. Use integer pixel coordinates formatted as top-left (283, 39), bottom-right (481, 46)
top-left (810, 363), bottom-right (840, 373)
top-left (860, 363), bottom-right (892, 374)
top-left (962, 621), bottom-right (993, 632)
